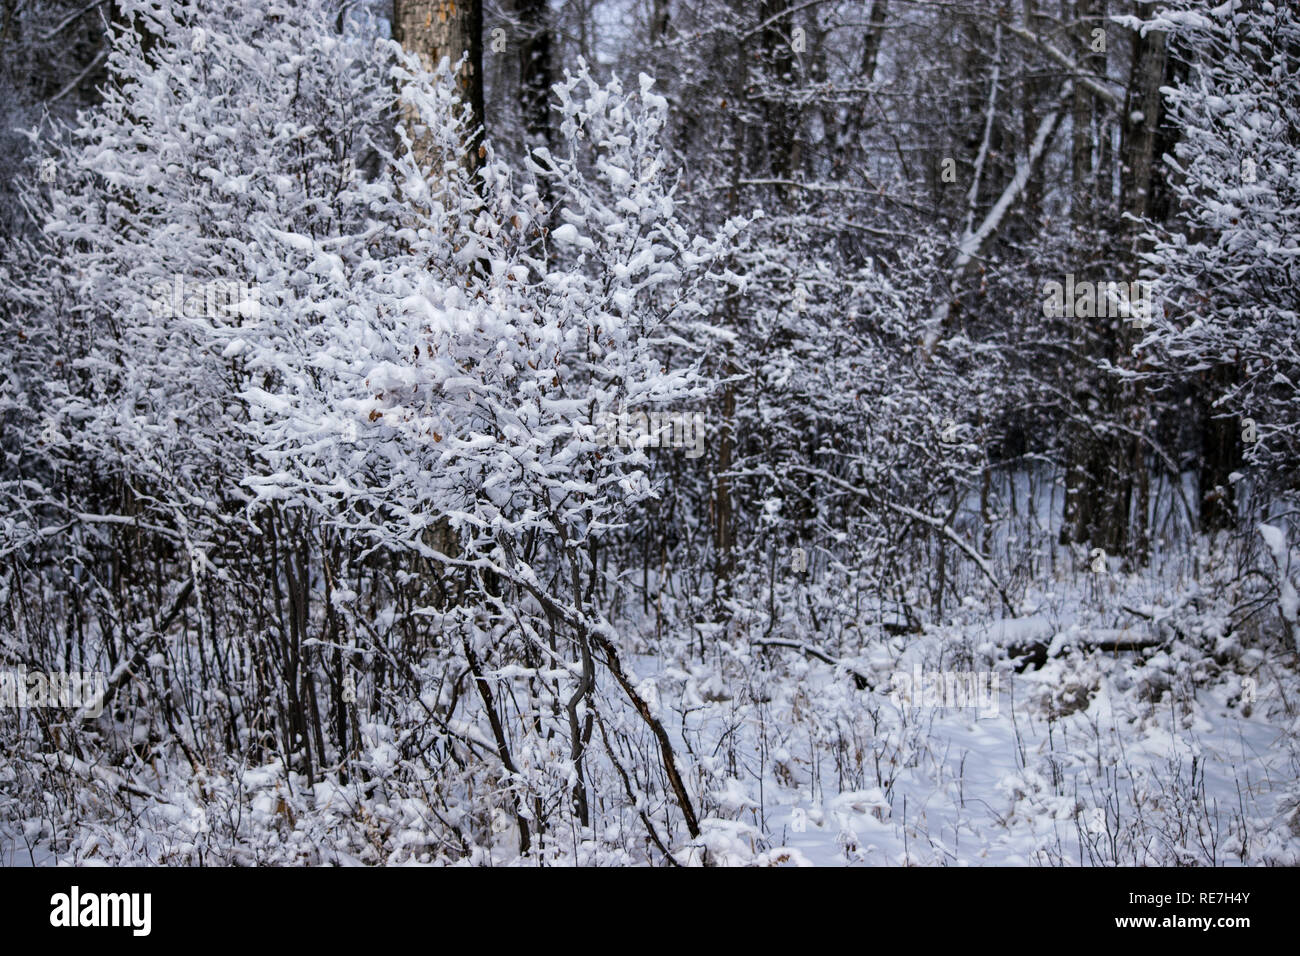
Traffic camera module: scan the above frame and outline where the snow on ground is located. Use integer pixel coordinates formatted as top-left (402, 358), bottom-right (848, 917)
top-left (740, 665), bottom-right (1296, 866)
top-left (644, 558), bottom-right (1300, 866)
top-left (4, 551), bottom-right (1298, 867)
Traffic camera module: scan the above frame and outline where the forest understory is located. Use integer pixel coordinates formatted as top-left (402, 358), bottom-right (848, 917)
top-left (4, 473), bottom-right (1299, 867)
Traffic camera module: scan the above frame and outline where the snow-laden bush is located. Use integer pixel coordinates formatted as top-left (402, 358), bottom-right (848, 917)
top-left (1140, 1), bottom-right (1300, 492)
top-left (1, 0), bottom-right (748, 861)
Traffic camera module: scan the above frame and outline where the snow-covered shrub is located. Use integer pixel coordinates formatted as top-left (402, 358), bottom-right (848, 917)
top-left (1, 0), bottom-right (749, 862)
top-left (1139, 1), bottom-right (1300, 494)
top-left (237, 52), bottom-right (748, 853)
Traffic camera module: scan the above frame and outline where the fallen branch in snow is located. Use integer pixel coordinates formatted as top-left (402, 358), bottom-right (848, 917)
top-left (751, 637), bottom-right (873, 690)
top-left (590, 631), bottom-right (701, 839)
top-left (1120, 603), bottom-right (1195, 644)
top-left (592, 709), bottom-right (682, 866)
top-left (1008, 624), bottom-right (1168, 671)
top-left (37, 751), bottom-right (172, 805)
top-left (1089, 634), bottom-right (1165, 653)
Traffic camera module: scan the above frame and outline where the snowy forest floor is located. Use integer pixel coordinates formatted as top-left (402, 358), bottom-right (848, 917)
top-left (4, 530), bottom-right (1299, 868)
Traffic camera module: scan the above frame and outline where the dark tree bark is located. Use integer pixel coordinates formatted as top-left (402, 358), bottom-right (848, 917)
top-left (515, 0), bottom-right (554, 150)
top-left (392, 0), bottom-right (485, 171)
top-left (650, 0), bottom-right (671, 44)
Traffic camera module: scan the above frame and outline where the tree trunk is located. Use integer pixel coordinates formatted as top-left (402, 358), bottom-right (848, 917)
top-left (516, 0), bottom-right (553, 150)
top-left (392, 0), bottom-right (485, 172)
top-left (1120, 20), bottom-right (1166, 235)
top-left (650, 0), bottom-right (670, 44)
